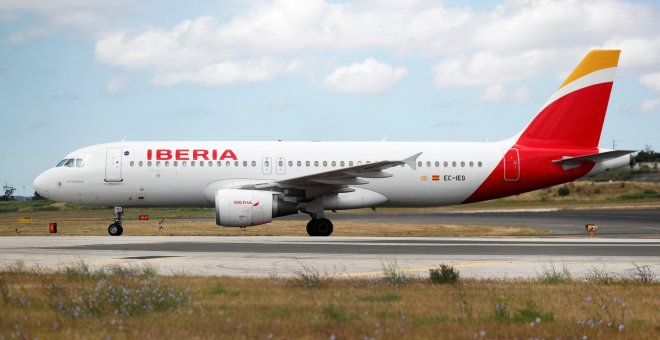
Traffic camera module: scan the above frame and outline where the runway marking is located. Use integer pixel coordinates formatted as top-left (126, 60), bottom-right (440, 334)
top-left (33, 256), bottom-right (190, 270)
top-left (329, 261), bottom-right (510, 278)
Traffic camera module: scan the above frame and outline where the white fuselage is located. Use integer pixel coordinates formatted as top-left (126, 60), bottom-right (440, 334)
top-left (34, 140), bottom-right (518, 208)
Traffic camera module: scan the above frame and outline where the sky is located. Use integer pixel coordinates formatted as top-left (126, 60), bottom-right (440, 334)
top-left (1, 0), bottom-right (660, 195)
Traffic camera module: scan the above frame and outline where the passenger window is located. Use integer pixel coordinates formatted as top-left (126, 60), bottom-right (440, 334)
top-left (349, 161), bottom-right (354, 166)
top-left (139, 161), bottom-right (143, 167)
top-left (251, 161), bottom-right (256, 167)
top-left (444, 161), bottom-right (448, 167)
top-left (243, 161), bottom-right (248, 167)
top-left (165, 161), bottom-right (169, 167)
top-left (217, 161), bottom-right (221, 167)
top-left (130, 161), bottom-right (135, 167)
top-left (191, 161), bottom-right (195, 167)
top-left (323, 161), bottom-right (327, 167)
top-left (306, 161), bottom-right (310, 167)
top-left (226, 161), bottom-right (230, 167)
top-left (265, 161), bottom-right (269, 167)
top-left (340, 161), bottom-right (345, 167)
top-left (435, 161), bottom-right (439, 167)
top-left (314, 161), bottom-right (319, 167)
top-left (147, 161), bottom-right (152, 167)
top-left (156, 161), bottom-right (161, 167)
top-left (478, 161), bottom-right (483, 167)
top-left (297, 161), bottom-right (302, 167)
top-left (426, 161), bottom-right (431, 167)
top-left (288, 161), bottom-right (293, 167)
top-left (199, 161), bottom-right (204, 167)
top-left (469, 161), bottom-right (474, 167)
top-left (279, 160), bottom-right (283, 167)
top-left (173, 161), bottom-right (178, 167)
top-left (452, 161), bottom-right (457, 167)
top-left (182, 161), bottom-right (187, 167)
top-left (417, 161), bottom-right (422, 167)
top-left (234, 161), bottom-right (239, 167)
top-left (209, 161), bottom-right (213, 167)
top-left (461, 161), bottom-right (465, 167)
top-left (331, 161), bottom-right (336, 167)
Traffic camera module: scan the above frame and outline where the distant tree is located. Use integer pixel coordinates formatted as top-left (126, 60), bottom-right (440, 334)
top-left (32, 191), bottom-right (46, 200)
top-left (557, 186), bottom-right (571, 197)
top-left (634, 145), bottom-right (660, 162)
top-left (1, 184), bottom-right (16, 201)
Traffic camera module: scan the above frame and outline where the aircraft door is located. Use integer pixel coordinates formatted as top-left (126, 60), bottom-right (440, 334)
top-left (262, 157), bottom-right (272, 175)
top-left (503, 148), bottom-right (520, 182)
top-left (105, 148), bottom-right (123, 182)
top-left (276, 157), bottom-right (286, 175)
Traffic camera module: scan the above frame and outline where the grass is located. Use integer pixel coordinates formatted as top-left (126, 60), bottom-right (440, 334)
top-left (0, 263), bottom-right (658, 339)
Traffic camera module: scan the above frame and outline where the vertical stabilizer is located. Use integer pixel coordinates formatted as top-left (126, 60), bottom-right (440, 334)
top-left (516, 50), bottom-right (620, 149)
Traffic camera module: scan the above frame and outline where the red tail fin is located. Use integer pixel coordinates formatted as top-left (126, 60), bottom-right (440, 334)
top-left (516, 50), bottom-right (620, 149)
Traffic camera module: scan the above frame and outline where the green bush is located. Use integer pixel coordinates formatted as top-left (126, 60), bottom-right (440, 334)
top-left (429, 264), bottom-right (460, 284)
top-left (557, 186), bottom-right (571, 197)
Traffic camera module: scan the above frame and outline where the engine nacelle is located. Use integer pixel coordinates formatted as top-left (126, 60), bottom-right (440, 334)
top-left (215, 189), bottom-right (298, 227)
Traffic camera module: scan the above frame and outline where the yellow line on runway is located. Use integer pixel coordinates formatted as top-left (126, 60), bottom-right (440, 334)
top-left (329, 261), bottom-right (510, 278)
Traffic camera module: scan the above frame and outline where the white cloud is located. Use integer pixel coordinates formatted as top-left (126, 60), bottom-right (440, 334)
top-left (103, 75), bottom-right (129, 95)
top-left (640, 73), bottom-right (660, 93)
top-left (153, 59), bottom-right (299, 86)
top-left (641, 98), bottom-right (660, 112)
top-left (323, 58), bottom-right (408, 95)
top-left (87, 0), bottom-right (660, 88)
top-left (512, 86), bottom-right (532, 102)
top-left (479, 84), bottom-right (507, 102)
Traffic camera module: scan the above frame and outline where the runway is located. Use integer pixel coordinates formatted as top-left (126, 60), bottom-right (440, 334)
top-left (284, 207), bottom-right (660, 237)
top-left (1, 236), bottom-right (658, 279)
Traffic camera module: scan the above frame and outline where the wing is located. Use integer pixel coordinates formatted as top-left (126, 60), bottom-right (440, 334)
top-left (238, 152), bottom-right (422, 200)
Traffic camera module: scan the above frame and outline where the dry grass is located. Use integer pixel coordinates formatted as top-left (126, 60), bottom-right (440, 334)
top-left (0, 218), bottom-right (547, 237)
top-left (1, 264), bottom-right (658, 339)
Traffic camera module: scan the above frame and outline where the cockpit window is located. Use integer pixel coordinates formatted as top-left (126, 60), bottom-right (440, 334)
top-left (57, 158), bottom-right (85, 168)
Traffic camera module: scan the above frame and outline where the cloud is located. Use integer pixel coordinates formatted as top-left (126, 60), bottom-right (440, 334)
top-left (323, 58), bottom-right (407, 95)
top-left (479, 84), bottom-right (507, 102)
top-left (153, 59), bottom-right (298, 86)
top-left (640, 73), bottom-right (660, 93)
top-left (88, 0), bottom-right (660, 89)
top-left (103, 75), bottom-right (129, 95)
top-left (641, 98), bottom-right (660, 112)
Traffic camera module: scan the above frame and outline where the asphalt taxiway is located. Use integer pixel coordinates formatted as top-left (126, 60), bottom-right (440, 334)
top-left (284, 207), bottom-right (660, 237)
top-left (1, 236), bottom-right (658, 279)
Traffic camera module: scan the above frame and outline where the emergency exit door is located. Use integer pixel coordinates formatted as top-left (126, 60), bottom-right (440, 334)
top-left (262, 157), bottom-right (272, 175)
top-left (105, 148), bottom-right (123, 182)
top-left (503, 148), bottom-right (520, 182)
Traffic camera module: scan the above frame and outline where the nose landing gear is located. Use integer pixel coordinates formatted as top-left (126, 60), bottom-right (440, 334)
top-left (108, 207), bottom-right (124, 236)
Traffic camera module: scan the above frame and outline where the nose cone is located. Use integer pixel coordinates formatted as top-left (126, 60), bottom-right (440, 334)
top-left (33, 171), bottom-right (50, 199)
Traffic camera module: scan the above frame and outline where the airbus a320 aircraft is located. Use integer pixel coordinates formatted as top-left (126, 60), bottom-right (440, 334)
top-left (34, 50), bottom-right (633, 236)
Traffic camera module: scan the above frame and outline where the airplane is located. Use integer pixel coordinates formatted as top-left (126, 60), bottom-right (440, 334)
top-left (34, 50), bottom-right (634, 237)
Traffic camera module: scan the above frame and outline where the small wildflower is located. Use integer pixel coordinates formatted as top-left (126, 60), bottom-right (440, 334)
top-left (618, 324), bottom-right (625, 332)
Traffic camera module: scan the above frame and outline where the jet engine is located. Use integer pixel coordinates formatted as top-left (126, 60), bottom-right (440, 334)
top-left (215, 189), bottom-right (298, 227)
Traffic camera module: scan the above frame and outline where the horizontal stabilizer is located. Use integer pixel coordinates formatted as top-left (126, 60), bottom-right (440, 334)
top-left (552, 150), bottom-right (635, 164)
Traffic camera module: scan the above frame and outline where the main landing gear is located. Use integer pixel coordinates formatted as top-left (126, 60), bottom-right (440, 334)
top-left (108, 206), bottom-right (124, 236)
top-left (306, 218), bottom-right (333, 237)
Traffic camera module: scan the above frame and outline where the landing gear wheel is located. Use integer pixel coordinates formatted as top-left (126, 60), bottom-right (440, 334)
top-left (108, 223), bottom-right (123, 236)
top-left (306, 218), bottom-right (333, 237)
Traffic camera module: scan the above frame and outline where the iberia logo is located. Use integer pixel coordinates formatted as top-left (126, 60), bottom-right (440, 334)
top-left (252, 201), bottom-right (260, 207)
